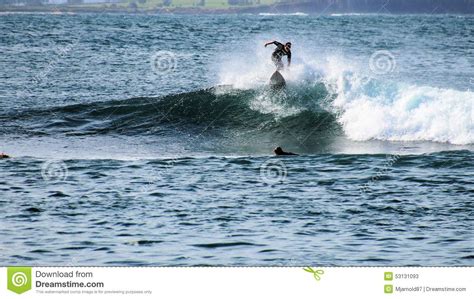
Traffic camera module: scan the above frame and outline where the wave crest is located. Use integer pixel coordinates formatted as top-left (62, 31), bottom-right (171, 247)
top-left (332, 73), bottom-right (474, 145)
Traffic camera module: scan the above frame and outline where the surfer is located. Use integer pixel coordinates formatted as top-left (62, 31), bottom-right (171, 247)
top-left (265, 41), bottom-right (292, 71)
top-left (274, 147), bottom-right (297, 156)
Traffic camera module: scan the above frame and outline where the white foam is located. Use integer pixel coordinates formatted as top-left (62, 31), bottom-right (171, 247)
top-left (307, 55), bottom-right (473, 145)
top-left (330, 13), bottom-right (370, 17)
top-left (217, 38), bottom-right (325, 89)
top-left (217, 41), bottom-right (474, 145)
top-left (216, 39), bottom-right (324, 119)
top-left (331, 72), bottom-right (474, 145)
top-left (249, 92), bottom-right (302, 119)
top-left (217, 41), bottom-right (273, 89)
top-left (259, 12), bottom-right (308, 16)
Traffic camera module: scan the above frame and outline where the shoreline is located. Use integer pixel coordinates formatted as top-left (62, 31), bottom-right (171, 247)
top-left (1, 1), bottom-right (473, 15)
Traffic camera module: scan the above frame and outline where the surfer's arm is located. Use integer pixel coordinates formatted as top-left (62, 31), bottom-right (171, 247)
top-left (264, 41), bottom-right (280, 47)
top-left (287, 52), bottom-right (291, 67)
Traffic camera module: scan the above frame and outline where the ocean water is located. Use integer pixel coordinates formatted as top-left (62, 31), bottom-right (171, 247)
top-left (0, 13), bottom-right (473, 266)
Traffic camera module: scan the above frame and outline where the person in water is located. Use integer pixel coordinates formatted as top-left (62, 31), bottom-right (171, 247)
top-left (0, 152), bottom-right (10, 159)
top-left (264, 41), bottom-right (292, 71)
top-left (274, 147), bottom-right (297, 156)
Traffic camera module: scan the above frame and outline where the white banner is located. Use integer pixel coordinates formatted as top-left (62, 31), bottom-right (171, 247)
top-left (1, 267), bottom-right (472, 298)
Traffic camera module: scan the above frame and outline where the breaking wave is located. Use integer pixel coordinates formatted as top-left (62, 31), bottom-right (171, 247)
top-left (3, 48), bottom-right (472, 146)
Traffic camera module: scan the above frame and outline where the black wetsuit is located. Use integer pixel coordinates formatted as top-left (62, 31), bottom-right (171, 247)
top-left (274, 147), bottom-right (297, 156)
top-left (271, 41), bottom-right (291, 70)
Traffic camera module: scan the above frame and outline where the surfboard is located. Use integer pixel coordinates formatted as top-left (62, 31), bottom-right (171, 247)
top-left (269, 71), bottom-right (286, 90)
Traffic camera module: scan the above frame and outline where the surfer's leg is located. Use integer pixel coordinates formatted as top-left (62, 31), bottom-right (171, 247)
top-left (272, 55), bottom-right (283, 70)
top-left (276, 60), bottom-right (284, 71)
top-left (271, 55), bottom-right (278, 66)
top-left (272, 57), bottom-right (283, 70)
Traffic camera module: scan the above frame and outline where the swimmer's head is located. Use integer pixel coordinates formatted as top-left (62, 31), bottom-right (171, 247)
top-left (274, 147), bottom-right (284, 155)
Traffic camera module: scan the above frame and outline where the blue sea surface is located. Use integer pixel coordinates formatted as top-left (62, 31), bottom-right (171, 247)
top-left (0, 13), bottom-right (473, 266)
